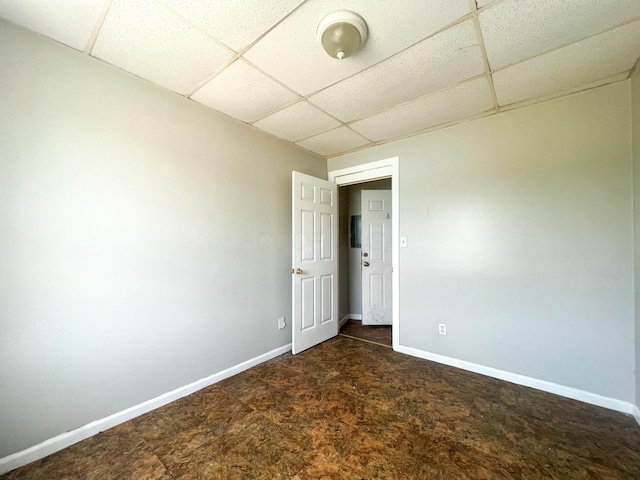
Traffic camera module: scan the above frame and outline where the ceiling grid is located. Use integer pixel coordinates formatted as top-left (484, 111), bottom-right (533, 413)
top-left (469, 0), bottom-right (500, 113)
top-left (83, 0), bottom-right (111, 54)
top-left (0, 0), bottom-right (638, 157)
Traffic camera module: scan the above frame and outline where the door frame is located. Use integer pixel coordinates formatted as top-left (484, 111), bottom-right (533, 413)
top-left (328, 157), bottom-right (399, 351)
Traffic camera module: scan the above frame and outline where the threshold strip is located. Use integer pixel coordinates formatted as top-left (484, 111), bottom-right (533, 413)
top-left (338, 333), bottom-right (392, 348)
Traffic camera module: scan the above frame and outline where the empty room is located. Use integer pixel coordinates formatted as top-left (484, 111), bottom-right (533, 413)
top-left (2, 0), bottom-right (640, 478)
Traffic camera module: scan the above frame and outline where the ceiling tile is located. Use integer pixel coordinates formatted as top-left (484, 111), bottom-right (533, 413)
top-left (308, 20), bottom-right (484, 123)
top-left (350, 77), bottom-right (494, 142)
top-left (244, 0), bottom-right (471, 95)
top-left (479, 0), bottom-right (640, 70)
top-left (190, 60), bottom-right (299, 123)
top-left (296, 127), bottom-right (370, 156)
top-left (493, 19), bottom-right (640, 106)
top-left (91, 0), bottom-right (232, 95)
top-left (158, 0), bottom-right (304, 51)
top-left (253, 101), bottom-right (341, 142)
top-left (0, 0), bottom-right (105, 51)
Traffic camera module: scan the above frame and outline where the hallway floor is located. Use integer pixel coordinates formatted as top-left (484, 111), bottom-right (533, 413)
top-left (3, 337), bottom-right (640, 479)
top-left (339, 319), bottom-right (392, 347)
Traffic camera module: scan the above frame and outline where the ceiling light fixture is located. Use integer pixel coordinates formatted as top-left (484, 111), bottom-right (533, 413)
top-left (316, 11), bottom-right (368, 60)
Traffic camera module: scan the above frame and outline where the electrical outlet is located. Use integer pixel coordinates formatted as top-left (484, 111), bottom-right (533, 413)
top-left (438, 323), bottom-right (447, 335)
top-left (278, 316), bottom-right (286, 330)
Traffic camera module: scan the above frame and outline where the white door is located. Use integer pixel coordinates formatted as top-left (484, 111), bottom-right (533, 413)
top-left (292, 171), bottom-right (338, 354)
top-left (361, 190), bottom-right (392, 325)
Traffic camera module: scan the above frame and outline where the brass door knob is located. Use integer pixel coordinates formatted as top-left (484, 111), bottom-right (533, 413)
top-left (294, 268), bottom-right (304, 274)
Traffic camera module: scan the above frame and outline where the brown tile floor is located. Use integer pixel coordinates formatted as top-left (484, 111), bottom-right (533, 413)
top-left (339, 319), bottom-right (392, 347)
top-left (4, 337), bottom-right (640, 479)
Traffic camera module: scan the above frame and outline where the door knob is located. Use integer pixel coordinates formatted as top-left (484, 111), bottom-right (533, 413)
top-left (363, 252), bottom-right (368, 257)
top-left (293, 268), bottom-right (304, 274)
top-left (363, 261), bottom-right (370, 267)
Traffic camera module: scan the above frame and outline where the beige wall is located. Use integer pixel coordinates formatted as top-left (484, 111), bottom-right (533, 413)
top-left (329, 82), bottom-right (634, 402)
top-left (632, 67), bottom-right (640, 410)
top-left (0, 21), bottom-right (325, 457)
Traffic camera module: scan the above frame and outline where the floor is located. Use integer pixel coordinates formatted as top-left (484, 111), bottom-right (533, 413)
top-left (339, 319), bottom-right (392, 347)
top-left (3, 337), bottom-right (640, 479)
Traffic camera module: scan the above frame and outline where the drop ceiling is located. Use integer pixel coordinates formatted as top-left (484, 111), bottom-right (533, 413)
top-left (1, 0), bottom-right (639, 157)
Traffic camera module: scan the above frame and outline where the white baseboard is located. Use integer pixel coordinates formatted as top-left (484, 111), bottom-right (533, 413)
top-left (396, 345), bottom-right (635, 415)
top-left (0, 343), bottom-right (291, 476)
top-left (633, 405), bottom-right (640, 426)
top-left (339, 314), bottom-right (362, 327)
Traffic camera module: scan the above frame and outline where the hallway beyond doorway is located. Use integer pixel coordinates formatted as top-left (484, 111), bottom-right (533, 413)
top-left (340, 319), bottom-right (391, 348)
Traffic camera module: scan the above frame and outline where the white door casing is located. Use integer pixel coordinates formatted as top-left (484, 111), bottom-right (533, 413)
top-left (291, 171), bottom-right (338, 354)
top-left (361, 190), bottom-right (392, 325)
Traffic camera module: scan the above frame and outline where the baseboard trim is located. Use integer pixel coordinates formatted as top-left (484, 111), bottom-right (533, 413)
top-left (396, 345), bottom-right (635, 415)
top-left (633, 405), bottom-right (640, 425)
top-left (0, 343), bottom-right (291, 476)
top-left (339, 314), bottom-right (362, 326)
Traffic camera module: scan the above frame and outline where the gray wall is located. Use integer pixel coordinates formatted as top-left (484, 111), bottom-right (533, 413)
top-left (338, 187), bottom-right (349, 320)
top-left (633, 68), bottom-right (640, 409)
top-left (329, 82), bottom-right (635, 402)
top-left (346, 180), bottom-right (392, 316)
top-left (0, 21), bottom-right (325, 457)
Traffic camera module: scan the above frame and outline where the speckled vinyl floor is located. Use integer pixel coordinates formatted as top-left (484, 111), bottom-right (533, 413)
top-left (3, 336), bottom-right (640, 479)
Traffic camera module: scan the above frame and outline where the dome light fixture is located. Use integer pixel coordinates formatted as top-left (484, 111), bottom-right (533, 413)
top-left (316, 11), bottom-right (368, 60)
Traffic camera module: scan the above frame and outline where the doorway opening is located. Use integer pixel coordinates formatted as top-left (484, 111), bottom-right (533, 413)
top-left (338, 179), bottom-right (392, 348)
top-left (328, 157), bottom-right (400, 351)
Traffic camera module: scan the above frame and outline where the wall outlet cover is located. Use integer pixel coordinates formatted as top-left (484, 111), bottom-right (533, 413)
top-left (278, 316), bottom-right (286, 329)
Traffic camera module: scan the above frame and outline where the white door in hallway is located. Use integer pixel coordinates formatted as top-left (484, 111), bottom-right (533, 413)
top-left (361, 190), bottom-right (392, 325)
top-left (291, 171), bottom-right (338, 354)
